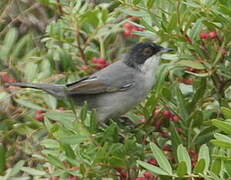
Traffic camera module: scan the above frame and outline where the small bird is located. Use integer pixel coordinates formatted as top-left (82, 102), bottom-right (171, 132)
top-left (8, 42), bottom-right (173, 122)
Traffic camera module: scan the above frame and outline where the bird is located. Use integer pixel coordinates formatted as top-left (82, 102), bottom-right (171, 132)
top-left (8, 42), bottom-right (173, 123)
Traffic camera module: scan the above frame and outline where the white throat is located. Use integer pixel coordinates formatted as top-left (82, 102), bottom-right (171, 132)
top-left (140, 55), bottom-right (161, 91)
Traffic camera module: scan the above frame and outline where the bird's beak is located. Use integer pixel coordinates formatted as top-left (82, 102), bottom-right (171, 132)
top-left (160, 48), bottom-right (174, 53)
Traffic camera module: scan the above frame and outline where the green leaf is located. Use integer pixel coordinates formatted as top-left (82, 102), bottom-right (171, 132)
top-left (177, 60), bottom-right (205, 69)
top-left (137, 161), bottom-right (169, 176)
top-left (175, 85), bottom-right (188, 121)
top-left (0, 28), bottom-right (18, 60)
top-left (224, 160), bottom-right (231, 177)
top-left (147, 0), bottom-right (155, 9)
top-left (0, 144), bottom-right (6, 174)
top-left (46, 155), bottom-right (64, 168)
top-left (80, 103), bottom-right (88, 121)
top-left (59, 135), bottom-right (86, 145)
top-left (214, 133), bottom-right (231, 142)
top-left (133, 0), bottom-right (142, 5)
top-left (43, 94), bottom-right (57, 110)
top-left (89, 110), bottom-right (98, 133)
top-left (189, 79), bottom-right (206, 110)
top-left (193, 159), bottom-right (206, 174)
top-left (20, 167), bottom-right (46, 176)
top-left (189, 18), bottom-right (203, 40)
top-left (176, 161), bottom-right (187, 177)
top-left (211, 140), bottom-right (231, 149)
top-left (169, 123), bottom-right (182, 155)
top-left (24, 62), bottom-right (38, 82)
top-left (45, 111), bottom-right (76, 129)
top-left (150, 143), bottom-right (172, 175)
top-left (14, 99), bottom-right (45, 110)
top-left (198, 144), bottom-right (210, 173)
top-left (177, 145), bottom-right (191, 174)
top-left (8, 160), bottom-right (26, 177)
top-left (221, 107), bottom-right (231, 119)
top-left (220, 5), bottom-right (231, 16)
top-left (211, 159), bottom-right (221, 175)
top-left (212, 119), bottom-right (231, 134)
top-left (62, 144), bottom-right (76, 159)
top-left (41, 139), bottom-right (59, 149)
top-left (167, 13), bottom-right (177, 32)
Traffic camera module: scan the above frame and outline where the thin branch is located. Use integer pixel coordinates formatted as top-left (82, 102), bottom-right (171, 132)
top-left (0, 2), bottom-right (41, 38)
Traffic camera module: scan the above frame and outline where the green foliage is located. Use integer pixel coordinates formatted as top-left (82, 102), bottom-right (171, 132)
top-left (0, 0), bottom-right (231, 179)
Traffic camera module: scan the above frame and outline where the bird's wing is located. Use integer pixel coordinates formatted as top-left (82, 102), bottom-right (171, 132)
top-left (66, 62), bottom-right (135, 95)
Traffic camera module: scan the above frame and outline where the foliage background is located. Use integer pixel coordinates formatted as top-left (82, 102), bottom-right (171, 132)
top-left (1, 0), bottom-right (231, 179)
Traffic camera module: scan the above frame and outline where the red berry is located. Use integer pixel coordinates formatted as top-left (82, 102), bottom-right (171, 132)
top-left (96, 58), bottom-right (107, 64)
top-left (136, 178), bottom-right (147, 180)
top-left (36, 110), bottom-right (46, 114)
top-left (188, 149), bottom-right (197, 156)
top-left (123, 22), bottom-right (144, 37)
top-left (92, 57), bottom-right (98, 63)
top-left (35, 113), bottom-right (44, 121)
top-left (58, 107), bottom-right (65, 111)
top-left (221, 49), bottom-right (228, 56)
top-left (176, 128), bottom-right (184, 134)
top-left (186, 67), bottom-right (198, 73)
top-left (139, 118), bottom-right (146, 123)
top-left (1, 73), bottom-right (16, 83)
top-left (129, 16), bottom-right (140, 21)
top-left (182, 78), bottom-right (193, 85)
top-left (68, 176), bottom-right (80, 180)
top-left (162, 145), bottom-right (171, 152)
top-left (95, 62), bottom-right (109, 69)
top-left (144, 171), bottom-right (153, 178)
top-left (160, 131), bottom-right (170, 138)
top-left (123, 22), bottom-right (134, 29)
top-left (80, 65), bottom-right (90, 72)
top-left (153, 109), bottom-right (161, 116)
top-left (200, 32), bottom-right (210, 39)
top-left (115, 168), bottom-right (128, 178)
top-left (124, 30), bottom-right (133, 37)
top-left (92, 57), bottom-right (109, 69)
top-left (147, 159), bottom-right (158, 166)
top-left (171, 115), bottom-right (181, 122)
top-left (35, 110), bottom-right (45, 121)
top-left (163, 110), bottom-right (173, 118)
top-left (136, 27), bottom-right (145, 31)
top-left (44, 177), bottom-right (59, 180)
top-left (208, 32), bottom-right (218, 39)
top-left (154, 119), bottom-right (162, 129)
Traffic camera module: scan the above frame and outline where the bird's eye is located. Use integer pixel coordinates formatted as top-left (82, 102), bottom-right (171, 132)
top-left (143, 47), bottom-right (153, 56)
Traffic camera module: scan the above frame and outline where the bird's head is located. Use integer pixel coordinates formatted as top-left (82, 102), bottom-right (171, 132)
top-left (124, 42), bottom-right (173, 68)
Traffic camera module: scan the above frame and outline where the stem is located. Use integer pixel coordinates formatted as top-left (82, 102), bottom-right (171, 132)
top-left (56, 0), bottom-right (64, 15)
top-left (99, 38), bottom-right (105, 58)
top-left (76, 23), bottom-right (88, 65)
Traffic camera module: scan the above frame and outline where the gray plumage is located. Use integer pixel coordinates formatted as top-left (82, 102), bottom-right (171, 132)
top-left (8, 42), bottom-right (173, 122)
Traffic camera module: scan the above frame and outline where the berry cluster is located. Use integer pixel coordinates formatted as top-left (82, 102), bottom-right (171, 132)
top-left (0, 72), bottom-right (16, 83)
top-left (188, 149), bottom-right (199, 167)
top-left (35, 110), bottom-right (46, 121)
top-left (123, 22), bottom-right (144, 37)
top-left (159, 109), bottom-right (181, 123)
top-left (92, 57), bottom-right (109, 69)
top-left (200, 32), bottom-right (218, 39)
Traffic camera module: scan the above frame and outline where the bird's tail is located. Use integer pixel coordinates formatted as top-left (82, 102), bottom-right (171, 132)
top-left (7, 82), bottom-right (66, 98)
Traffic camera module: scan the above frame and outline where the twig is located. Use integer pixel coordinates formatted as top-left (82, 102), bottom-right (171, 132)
top-left (0, 2), bottom-right (41, 38)
top-left (76, 29), bottom-right (88, 65)
top-left (56, 0), bottom-right (64, 15)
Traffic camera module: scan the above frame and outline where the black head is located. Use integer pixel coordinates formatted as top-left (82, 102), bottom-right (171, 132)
top-left (124, 42), bottom-right (167, 68)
